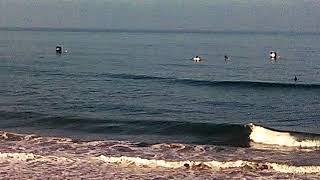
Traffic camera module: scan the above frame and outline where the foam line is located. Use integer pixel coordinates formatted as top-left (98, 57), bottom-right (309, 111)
top-left (98, 155), bottom-right (257, 169)
top-left (0, 152), bottom-right (73, 163)
top-left (98, 155), bottom-right (320, 174)
top-left (1, 153), bottom-right (319, 174)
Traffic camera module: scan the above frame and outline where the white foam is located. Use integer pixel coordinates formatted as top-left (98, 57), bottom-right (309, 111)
top-left (98, 155), bottom-right (252, 169)
top-left (0, 152), bottom-right (73, 163)
top-left (0, 152), bottom-right (38, 161)
top-left (248, 123), bottom-right (320, 147)
top-left (1, 152), bottom-right (319, 174)
top-left (267, 162), bottom-right (320, 174)
top-left (97, 155), bottom-right (320, 174)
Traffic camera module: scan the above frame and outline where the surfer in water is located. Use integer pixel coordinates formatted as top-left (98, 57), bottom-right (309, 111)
top-left (192, 56), bottom-right (202, 62)
top-left (294, 76), bottom-right (298, 82)
top-left (224, 55), bottom-right (230, 63)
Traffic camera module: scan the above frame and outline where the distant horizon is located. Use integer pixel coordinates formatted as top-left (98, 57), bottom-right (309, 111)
top-left (1, 26), bottom-right (320, 35)
top-left (1, 1), bottom-right (319, 33)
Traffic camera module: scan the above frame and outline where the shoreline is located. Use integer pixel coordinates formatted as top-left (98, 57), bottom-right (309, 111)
top-left (0, 129), bottom-right (319, 179)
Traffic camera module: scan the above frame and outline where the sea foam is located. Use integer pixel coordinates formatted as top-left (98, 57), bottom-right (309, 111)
top-left (1, 152), bottom-right (319, 174)
top-left (0, 152), bottom-right (73, 163)
top-left (97, 155), bottom-right (320, 174)
top-left (248, 123), bottom-right (320, 147)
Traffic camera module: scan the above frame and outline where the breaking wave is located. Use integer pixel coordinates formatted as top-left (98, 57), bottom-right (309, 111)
top-left (98, 155), bottom-right (320, 174)
top-left (1, 111), bottom-right (320, 148)
top-left (247, 123), bottom-right (320, 148)
top-left (0, 129), bottom-right (319, 178)
top-left (0, 152), bottom-right (319, 174)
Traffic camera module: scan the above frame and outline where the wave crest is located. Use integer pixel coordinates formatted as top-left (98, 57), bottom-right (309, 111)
top-left (248, 123), bottom-right (320, 147)
top-left (104, 73), bottom-right (320, 89)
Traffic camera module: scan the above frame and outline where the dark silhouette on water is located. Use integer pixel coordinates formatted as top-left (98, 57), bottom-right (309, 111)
top-left (192, 55), bottom-right (202, 62)
top-left (56, 45), bottom-right (62, 54)
top-left (224, 55), bottom-right (230, 63)
top-left (269, 51), bottom-right (278, 60)
top-left (294, 76), bottom-right (298, 82)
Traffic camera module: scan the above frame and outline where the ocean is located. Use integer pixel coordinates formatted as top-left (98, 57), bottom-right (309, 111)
top-left (0, 28), bottom-right (319, 179)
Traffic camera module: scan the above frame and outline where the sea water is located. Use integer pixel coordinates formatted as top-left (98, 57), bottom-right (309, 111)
top-left (0, 29), bottom-right (319, 179)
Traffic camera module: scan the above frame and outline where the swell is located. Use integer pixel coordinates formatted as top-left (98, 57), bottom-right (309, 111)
top-left (1, 111), bottom-right (320, 148)
top-left (97, 73), bottom-right (320, 89)
top-left (28, 116), bottom-right (251, 147)
top-left (27, 118), bottom-right (320, 147)
top-left (0, 111), bottom-right (249, 146)
top-left (12, 67), bottom-right (320, 89)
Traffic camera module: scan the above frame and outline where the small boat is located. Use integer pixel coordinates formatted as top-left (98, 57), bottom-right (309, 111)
top-left (192, 56), bottom-right (202, 62)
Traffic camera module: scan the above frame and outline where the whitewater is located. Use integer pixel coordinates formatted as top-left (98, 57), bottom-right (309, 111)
top-left (0, 124), bottom-right (319, 179)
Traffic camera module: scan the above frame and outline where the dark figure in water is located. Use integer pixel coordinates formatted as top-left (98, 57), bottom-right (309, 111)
top-left (56, 46), bottom-right (62, 54)
top-left (224, 55), bottom-right (229, 63)
top-left (294, 76), bottom-right (298, 82)
top-left (269, 51), bottom-right (277, 60)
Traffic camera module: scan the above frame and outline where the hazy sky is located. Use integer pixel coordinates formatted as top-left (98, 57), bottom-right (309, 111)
top-left (0, 0), bottom-right (319, 32)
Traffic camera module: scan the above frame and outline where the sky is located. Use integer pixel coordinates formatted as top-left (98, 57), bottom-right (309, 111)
top-left (0, 0), bottom-right (319, 32)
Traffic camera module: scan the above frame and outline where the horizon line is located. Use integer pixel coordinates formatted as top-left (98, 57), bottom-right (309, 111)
top-left (1, 26), bottom-right (320, 35)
